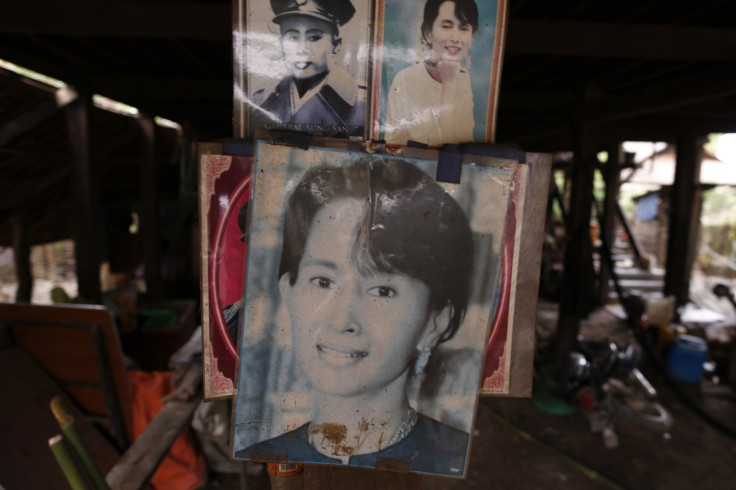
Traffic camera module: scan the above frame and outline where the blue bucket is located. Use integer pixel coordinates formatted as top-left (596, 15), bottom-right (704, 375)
top-left (666, 335), bottom-right (707, 384)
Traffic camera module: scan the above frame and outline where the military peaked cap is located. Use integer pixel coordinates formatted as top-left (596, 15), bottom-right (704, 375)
top-left (271, 0), bottom-right (356, 27)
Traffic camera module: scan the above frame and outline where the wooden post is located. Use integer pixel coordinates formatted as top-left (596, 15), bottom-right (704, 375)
top-left (555, 120), bottom-right (599, 359)
top-left (664, 134), bottom-right (705, 307)
top-left (65, 88), bottom-right (101, 304)
top-left (597, 143), bottom-right (622, 304)
top-left (12, 207), bottom-right (32, 302)
top-left (138, 113), bottom-right (162, 299)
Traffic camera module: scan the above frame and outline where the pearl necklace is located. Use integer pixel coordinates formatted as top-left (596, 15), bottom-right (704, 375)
top-left (385, 408), bottom-right (418, 447)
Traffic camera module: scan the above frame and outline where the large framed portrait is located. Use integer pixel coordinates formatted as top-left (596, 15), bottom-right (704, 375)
top-left (234, 0), bottom-right (373, 139)
top-left (371, 0), bottom-right (507, 147)
top-left (231, 140), bottom-right (525, 476)
top-left (199, 151), bottom-right (253, 400)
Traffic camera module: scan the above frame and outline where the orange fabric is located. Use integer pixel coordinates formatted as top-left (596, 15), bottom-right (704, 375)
top-left (127, 370), bottom-right (206, 490)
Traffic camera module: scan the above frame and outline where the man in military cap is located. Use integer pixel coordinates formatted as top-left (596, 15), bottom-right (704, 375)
top-left (252, 0), bottom-right (366, 137)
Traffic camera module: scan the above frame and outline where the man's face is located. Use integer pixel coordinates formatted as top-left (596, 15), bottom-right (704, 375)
top-left (279, 16), bottom-right (336, 80)
top-left (282, 198), bottom-right (437, 398)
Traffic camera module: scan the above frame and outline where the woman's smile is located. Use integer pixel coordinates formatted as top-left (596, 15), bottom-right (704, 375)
top-left (316, 343), bottom-right (368, 366)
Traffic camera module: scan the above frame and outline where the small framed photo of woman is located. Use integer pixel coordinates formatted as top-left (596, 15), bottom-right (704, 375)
top-left (234, 0), bottom-right (373, 139)
top-left (371, 0), bottom-right (507, 147)
top-left (231, 140), bottom-right (525, 477)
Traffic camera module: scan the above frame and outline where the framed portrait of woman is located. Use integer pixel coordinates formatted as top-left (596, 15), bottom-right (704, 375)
top-left (231, 140), bottom-right (526, 476)
top-left (233, 0), bottom-right (373, 139)
top-left (371, 0), bottom-right (507, 147)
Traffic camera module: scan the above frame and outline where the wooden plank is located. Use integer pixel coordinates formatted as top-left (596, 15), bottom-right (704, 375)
top-left (105, 367), bottom-right (202, 490)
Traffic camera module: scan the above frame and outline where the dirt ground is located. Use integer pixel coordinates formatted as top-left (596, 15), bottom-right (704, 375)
top-left (206, 299), bottom-right (736, 490)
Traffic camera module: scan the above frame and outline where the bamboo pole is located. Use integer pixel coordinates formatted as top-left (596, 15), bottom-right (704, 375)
top-left (51, 396), bottom-right (110, 490)
top-left (48, 434), bottom-right (89, 490)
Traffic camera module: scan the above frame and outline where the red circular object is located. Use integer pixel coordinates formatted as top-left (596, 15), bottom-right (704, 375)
top-left (576, 389), bottom-right (595, 411)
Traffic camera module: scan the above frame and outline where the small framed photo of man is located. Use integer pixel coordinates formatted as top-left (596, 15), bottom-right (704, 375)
top-left (371, 0), bottom-right (507, 147)
top-left (231, 140), bottom-right (524, 477)
top-left (234, 0), bottom-right (372, 139)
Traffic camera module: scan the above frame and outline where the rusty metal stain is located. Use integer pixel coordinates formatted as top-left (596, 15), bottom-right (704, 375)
top-left (311, 423), bottom-right (348, 445)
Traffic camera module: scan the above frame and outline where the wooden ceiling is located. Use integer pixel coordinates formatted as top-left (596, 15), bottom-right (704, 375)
top-left (2, 0), bottom-right (736, 246)
top-left (3, 1), bottom-right (736, 144)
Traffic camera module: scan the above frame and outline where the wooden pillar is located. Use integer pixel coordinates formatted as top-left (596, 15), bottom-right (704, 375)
top-left (12, 207), bottom-right (32, 302)
top-left (139, 114), bottom-right (162, 299)
top-left (664, 134), bottom-right (704, 307)
top-left (597, 143), bottom-right (622, 304)
top-left (555, 121), bottom-right (599, 359)
top-left (65, 89), bottom-right (101, 303)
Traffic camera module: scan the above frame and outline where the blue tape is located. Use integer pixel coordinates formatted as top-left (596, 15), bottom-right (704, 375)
top-left (222, 138), bottom-right (253, 157)
top-left (271, 131), bottom-right (312, 149)
top-left (436, 144), bottom-right (463, 183)
top-left (461, 142), bottom-right (526, 163)
top-left (407, 140), bottom-right (429, 149)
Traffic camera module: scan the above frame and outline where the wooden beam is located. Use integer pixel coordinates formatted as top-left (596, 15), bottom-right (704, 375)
top-left (138, 114), bottom-right (162, 299)
top-left (598, 144), bottom-right (622, 304)
top-left (12, 207), bottom-right (32, 302)
top-left (507, 19), bottom-right (736, 61)
top-left (555, 119), bottom-right (599, 359)
top-left (0, 1), bottom-right (230, 40)
top-left (65, 89), bottom-right (102, 303)
top-left (665, 135), bottom-right (705, 307)
top-left (0, 87), bottom-right (78, 146)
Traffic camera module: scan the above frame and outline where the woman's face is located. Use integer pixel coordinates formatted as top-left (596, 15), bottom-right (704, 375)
top-left (425, 1), bottom-right (474, 62)
top-left (279, 16), bottom-right (336, 80)
top-left (283, 198), bottom-right (439, 398)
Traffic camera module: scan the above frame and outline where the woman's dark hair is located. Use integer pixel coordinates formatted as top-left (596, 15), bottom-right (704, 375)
top-left (421, 0), bottom-right (479, 45)
top-left (278, 158), bottom-right (474, 343)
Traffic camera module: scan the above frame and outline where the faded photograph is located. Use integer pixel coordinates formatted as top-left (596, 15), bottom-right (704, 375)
top-left (243, 0), bottom-right (369, 137)
top-left (232, 143), bottom-right (515, 476)
top-left (378, 0), bottom-right (502, 146)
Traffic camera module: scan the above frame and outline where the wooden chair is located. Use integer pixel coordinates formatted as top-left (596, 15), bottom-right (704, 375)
top-left (0, 302), bottom-right (134, 450)
top-left (0, 302), bottom-right (202, 490)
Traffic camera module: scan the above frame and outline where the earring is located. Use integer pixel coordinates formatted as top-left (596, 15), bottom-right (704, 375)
top-left (463, 54), bottom-right (472, 71)
top-left (414, 346), bottom-right (432, 375)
